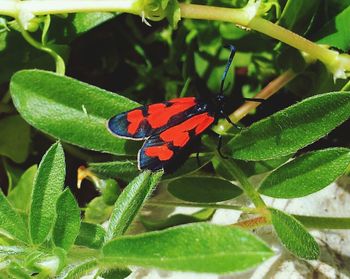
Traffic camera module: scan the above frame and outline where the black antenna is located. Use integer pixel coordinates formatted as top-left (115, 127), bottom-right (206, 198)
top-left (219, 45), bottom-right (236, 96)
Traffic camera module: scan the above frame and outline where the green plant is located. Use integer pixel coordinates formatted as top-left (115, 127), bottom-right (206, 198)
top-left (0, 0), bottom-right (350, 277)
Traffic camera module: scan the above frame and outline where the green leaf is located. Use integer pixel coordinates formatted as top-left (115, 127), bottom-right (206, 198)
top-left (10, 70), bottom-right (140, 156)
top-left (8, 165), bottom-right (37, 213)
top-left (0, 190), bottom-right (28, 242)
top-left (56, 259), bottom-right (97, 279)
top-left (0, 115), bottom-right (30, 163)
top-left (259, 148), bottom-right (350, 198)
top-left (105, 171), bottom-right (163, 241)
top-left (88, 161), bottom-right (138, 182)
top-left (314, 5), bottom-right (350, 51)
top-left (228, 92), bottom-right (350, 160)
top-left (29, 143), bottom-right (65, 244)
top-left (75, 222), bottom-right (106, 249)
top-left (269, 208), bottom-right (319, 260)
top-left (53, 188), bottom-right (81, 251)
top-left (167, 176), bottom-right (242, 203)
top-left (102, 223), bottom-right (273, 274)
top-left (141, 208), bottom-right (215, 231)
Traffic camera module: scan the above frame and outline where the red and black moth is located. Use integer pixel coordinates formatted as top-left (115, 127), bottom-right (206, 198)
top-left (107, 46), bottom-right (262, 173)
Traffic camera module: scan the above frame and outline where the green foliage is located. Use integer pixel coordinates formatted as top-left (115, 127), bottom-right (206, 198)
top-left (0, 189), bottom-right (28, 242)
top-left (105, 170), bottom-right (163, 241)
top-left (53, 188), bottom-right (81, 251)
top-left (7, 165), bottom-right (37, 213)
top-left (228, 92), bottom-right (350, 160)
top-left (0, 0), bottom-right (350, 277)
top-left (259, 148), bottom-right (350, 198)
top-left (29, 142), bottom-right (65, 244)
top-left (269, 208), bottom-right (320, 260)
top-left (10, 70), bottom-right (139, 156)
top-left (102, 223), bottom-right (273, 274)
top-left (0, 115), bottom-right (30, 163)
top-left (167, 176), bottom-right (242, 202)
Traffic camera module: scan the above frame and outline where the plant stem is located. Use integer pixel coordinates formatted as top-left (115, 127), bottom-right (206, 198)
top-left (248, 17), bottom-right (337, 66)
top-left (233, 216), bottom-right (268, 229)
top-left (179, 3), bottom-right (251, 26)
top-left (179, 3), bottom-right (350, 74)
top-left (0, 1), bottom-right (140, 17)
top-left (219, 159), bottom-right (266, 209)
top-left (19, 26), bottom-right (65, 75)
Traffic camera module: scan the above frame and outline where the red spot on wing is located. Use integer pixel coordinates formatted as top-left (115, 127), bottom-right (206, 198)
top-left (147, 97), bottom-right (197, 129)
top-left (160, 113), bottom-right (215, 147)
top-left (126, 109), bottom-right (144, 135)
top-left (144, 145), bottom-right (174, 161)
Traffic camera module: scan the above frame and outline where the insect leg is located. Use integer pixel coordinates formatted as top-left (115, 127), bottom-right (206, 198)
top-left (224, 115), bottom-right (242, 130)
top-left (196, 151), bottom-right (201, 167)
top-left (217, 135), bottom-right (228, 159)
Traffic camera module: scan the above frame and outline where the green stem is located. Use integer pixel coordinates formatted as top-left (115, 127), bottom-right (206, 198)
top-left (341, 80), bottom-right (350, 91)
top-left (179, 3), bottom-right (350, 75)
top-left (219, 159), bottom-right (266, 209)
top-left (19, 26), bottom-right (65, 75)
top-left (0, 0), bottom-right (140, 17)
top-left (147, 200), bottom-right (256, 213)
top-left (248, 17), bottom-right (336, 66)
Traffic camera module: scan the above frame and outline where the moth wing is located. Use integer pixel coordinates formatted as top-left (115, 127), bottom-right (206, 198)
top-left (138, 113), bottom-right (215, 172)
top-left (107, 97), bottom-right (198, 140)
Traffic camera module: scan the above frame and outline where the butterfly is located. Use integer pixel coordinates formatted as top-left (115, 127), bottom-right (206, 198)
top-left (107, 46), bottom-right (262, 173)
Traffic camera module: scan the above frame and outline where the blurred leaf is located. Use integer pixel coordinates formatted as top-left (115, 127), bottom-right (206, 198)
top-left (29, 143), bottom-right (65, 244)
top-left (105, 171), bottom-right (163, 241)
top-left (0, 190), bottom-right (28, 242)
top-left (102, 179), bottom-right (121, 206)
top-left (53, 188), bottom-right (81, 251)
top-left (228, 92), bottom-right (350, 160)
top-left (213, 155), bottom-right (291, 179)
top-left (259, 148), bottom-right (350, 198)
top-left (167, 176), bottom-right (242, 203)
top-left (314, 5), bottom-right (350, 51)
top-left (0, 115), bottom-right (30, 163)
top-left (278, 0), bottom-right (319, 34)
top-left (269, 208), bottom-right (319, 260)
top-left (141, 208), bottom-right (215, 231)
top-left (84, 197), bottom-right (113, 224)
top-left (75, 222), bottom-right (105, 249)
top-left (10, 70), bottom-right (140, 156)
top-left (102, 223), bottom-right (273, 274)
top-left (8, 165), bottom-right (37, 213)
top-left (164, 154), bottom-right (213, 180)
